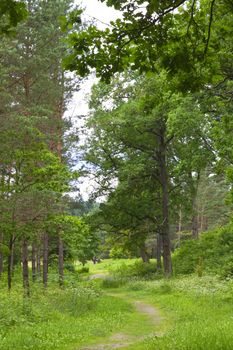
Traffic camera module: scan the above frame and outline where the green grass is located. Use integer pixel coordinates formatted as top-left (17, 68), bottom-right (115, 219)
top-left (1, 260), bottom-right (233, 349)
top-left (85, 258), bottom-right (139, 275)
top-left (119, 275), bottom-right (233, 350)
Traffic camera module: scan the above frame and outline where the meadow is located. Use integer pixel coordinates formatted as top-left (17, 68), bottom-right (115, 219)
top-left (1, 259), bottom-right (233, 350)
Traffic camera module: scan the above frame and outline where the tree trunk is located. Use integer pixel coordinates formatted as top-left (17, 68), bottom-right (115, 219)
top-left (7, 235), bottom-right (14, 291)
top-left (192, 214), bottom-right (199, 239)
top-left (43, 232), bottom-right (49, 288)
top-left (32, 241), bottom-right (36, 282)
top-left (191, 172), bottom-right (200, 239)
top-left (36, 245), bottom-right (41, 276)
top-left (177, 207), bottom-right (182, 247)
top-left (22, 238), bottom-right (30, 297)
top-left (158, 127), bottom-right (172, 277)
top-left (58, 234), bottom-right (64, 287)
top-left (156, 233), bottom-right (162, 270)
top-left (204, 216), bottom-right (208, 231)
top-left (0, 233), bottom-right (3, 276)
top-left (140, 245), bottom-right (149, 263)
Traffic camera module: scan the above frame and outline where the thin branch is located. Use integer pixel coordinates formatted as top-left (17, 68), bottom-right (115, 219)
top-left (204, 0), bottom-right (216, 56)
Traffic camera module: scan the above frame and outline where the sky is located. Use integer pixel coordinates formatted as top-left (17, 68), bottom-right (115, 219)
top-left (68, 1), bottom-right (120, 200)
top-left (69, 0), bottom-right (120, 117)
top-left (80, 0), bottom-right (120, 28)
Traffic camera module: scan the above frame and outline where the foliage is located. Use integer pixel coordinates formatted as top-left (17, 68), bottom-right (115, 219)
top-left (0, 0), bottom-right (27, 35)
top-left (65, 0), bottom-right (222, 90)
top-left (109, 246), bottom-right (131, 259)
top-left (173, 223), bottom-right (233, 276)
top-left (51, 215), bottom-right (100, 265)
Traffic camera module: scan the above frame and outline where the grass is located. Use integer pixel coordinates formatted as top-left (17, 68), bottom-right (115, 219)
top-left (85, 258), bottom-right (139, 275)
top-left (1, 259), bottom-right (233, 349)
top-left (85, 259), bottom-right (233, 350)
top-left (0, 268), bottom-right (133, 350)
top-left (117, 275), bottom-right (233, 350)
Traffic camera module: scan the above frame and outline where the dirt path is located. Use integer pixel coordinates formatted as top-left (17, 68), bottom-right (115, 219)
top-left (134, 300), bottom-right (164, 325)
top-left (80, 296), bottom-right (164, 350)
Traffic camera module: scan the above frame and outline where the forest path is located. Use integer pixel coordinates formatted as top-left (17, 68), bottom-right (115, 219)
top-left (79, 291), bottom-right (165, 350)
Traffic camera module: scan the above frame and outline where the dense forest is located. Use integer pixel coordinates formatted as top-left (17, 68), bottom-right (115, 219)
top-left (1, 1), bottom-right (233, 349)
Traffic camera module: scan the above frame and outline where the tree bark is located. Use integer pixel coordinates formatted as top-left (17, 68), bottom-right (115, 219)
top-left (0, 233), bottom-right (3, 276)
top-left (22, 237), bottom-right (30, 297)
top-left (191, 172), bottom-right (200, 239)
top-left (192, 214), bottom-right (199, 239)
top-left (58, 234), bottom-right (64, 287)
top-left (177, 207), bottom-right (182, 247)
top-left (158, 126), bottom-right (172, 277)
top-left (43, 232), bottom-right (49, 288)
top-left (36, 244), bottom-right (41, 276)
top-left (32, 241), bottom-right (36, 282)
top-left (156, 233), bottom-right (162, 270)
top-left (7, 235), bottom-right (14, 291)
top-left (140, 244), bottom-right (149, 263)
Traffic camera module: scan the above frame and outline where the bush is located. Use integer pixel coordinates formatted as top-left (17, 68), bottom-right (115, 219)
top-left (77, 266), bottom-right (89, 274)
top-left (173, 223), bottom-right (233, 276)
top-left (101, 277), bottom-right (126, 289)
top-left (112, 260), bottom-right (159, 280)
top-left (64, 263), bottom-right (76, 273)
top-left (109, 247), bottom-right (130, 259)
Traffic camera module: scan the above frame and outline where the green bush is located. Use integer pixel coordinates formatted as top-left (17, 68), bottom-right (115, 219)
top-left (64, 263), bottom-right (76, 273)
top-left (77, 266), bottom-right (89, 274)
top-left (109, 247), bottom-right (130, 259)
top-left (173, 223), bottom-right (233, 276)
top-left (112, 260), bottom-right (159, 280)
top-left (101, 277), bottom-right (126, 289)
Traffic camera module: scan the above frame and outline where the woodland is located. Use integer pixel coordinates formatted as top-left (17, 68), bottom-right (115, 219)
top-left (1, 0), bottom-right (233, 349)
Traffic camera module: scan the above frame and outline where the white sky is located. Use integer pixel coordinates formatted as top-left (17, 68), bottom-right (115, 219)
top-left (69, 0), bottom-right (120, 117)
top-left (68, 0), bottom-right (120, 200)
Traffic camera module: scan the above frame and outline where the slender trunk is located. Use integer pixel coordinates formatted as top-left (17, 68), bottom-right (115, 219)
top-left (140, 245), bottom-right (149, 263)
top-left (7, 235), bottom-right (14, 291)
top-left (22, 238), bottom-right (30, 297)
top-left (43, 232), bottom-right (49, 288)
top-left (158, 128), bottom-right (172, 277)
top-left (58, 235), bottom-right (64, 287)
top-left (0, 233), bottom-right (3, 276)
top-left (156, 233), bottom-right (162, 270)
top-left (36, 245), bottom-right (41, 276)
top-left (178, 208), bottom-right (182, 247)
top-left (192, 214), bottom-right (199, 239)
top-left (32, 241), bottom-right (36, 282)
top-left (192, 173), bottom-right (200, 239)
top-left (204, 216), bottom-right (208, 231)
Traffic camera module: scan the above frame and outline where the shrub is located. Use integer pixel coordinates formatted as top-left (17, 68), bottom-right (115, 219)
top-left (112, 260), bottom-right (159, 280)
top-left (101, 277), bottom-right (126, 289)
top-left (77, 266), bottom-right (89, 274)
top-left (173, 223), bottom-right (233, 276)
top-left (64, 263), bottom-right (76, 273)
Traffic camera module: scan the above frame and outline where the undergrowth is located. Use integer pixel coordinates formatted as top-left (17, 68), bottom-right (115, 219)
top-left (0, 272), bottom-right (132, 350)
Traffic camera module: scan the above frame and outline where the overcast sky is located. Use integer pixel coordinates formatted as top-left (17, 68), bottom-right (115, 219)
top-left (69, 1), bottom-right (120, 199)
top-left (70, 0), bottom-right (120, 117)
top-left (80, 0), bottom-right (120, 27)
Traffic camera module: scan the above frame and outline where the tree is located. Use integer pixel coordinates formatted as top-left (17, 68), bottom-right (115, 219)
top-left (0, 0), bottom-right (27, 35)
top-left (0, 115), bottom-right (71, 294)
top-left (0, 0), bottom-right (81, 291)
top-left (83, 71), bottom-right (213, 275)
top-left (65, 0), bottom-right (224, 90)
